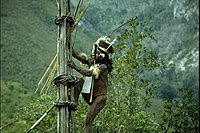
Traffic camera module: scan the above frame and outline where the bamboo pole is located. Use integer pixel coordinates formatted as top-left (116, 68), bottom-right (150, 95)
top-left (65, 0), bottom-right (76, 132)
top-left (45, 63), bottom-right (58, 94)
top-left (34, 54), bottom-right (57, 93)
top-left (56, 0), bottom-right (68, 132)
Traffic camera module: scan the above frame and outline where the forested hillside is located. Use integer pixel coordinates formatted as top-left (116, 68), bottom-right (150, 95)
top-left (1, 0), bottom-right (96, 89)
top-left (1, 0), bottom-right (199, 132)
top-left (84, 0), bottom-right (199, 97)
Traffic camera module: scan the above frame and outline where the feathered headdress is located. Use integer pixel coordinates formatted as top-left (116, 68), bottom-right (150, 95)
top-left (93, 36), bottom-right (116, 54)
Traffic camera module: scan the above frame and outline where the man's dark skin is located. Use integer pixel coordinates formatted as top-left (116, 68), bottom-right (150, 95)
top-left (68, 48), bottom-right (111, 133)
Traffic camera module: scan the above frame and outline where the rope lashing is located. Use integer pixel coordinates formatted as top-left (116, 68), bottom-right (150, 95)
top-left (54, 13), bottom-right (74, 26)
top-left (53, 101), bottom-right (77, 111)
top-left (53, 74), bottom-right (78, 87)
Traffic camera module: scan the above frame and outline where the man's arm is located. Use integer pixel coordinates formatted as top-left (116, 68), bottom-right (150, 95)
top-left (68, 60), bottom-right (92, 76)
top-left (72, 48), bottom-right (89, 64)
top-left (68, 61), bottom-right (107, 78)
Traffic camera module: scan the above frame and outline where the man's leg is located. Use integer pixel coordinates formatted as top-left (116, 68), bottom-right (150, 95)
top-left (74, 78), bottom-right (84, 106)
top-left (84, 95), bottom-right (107, 133)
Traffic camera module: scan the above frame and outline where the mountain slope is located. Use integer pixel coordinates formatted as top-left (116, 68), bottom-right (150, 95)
top-left (1, 0), bottom-right (96, 89)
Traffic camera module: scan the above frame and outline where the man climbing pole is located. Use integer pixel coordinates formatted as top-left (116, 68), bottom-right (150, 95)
top-left (67, 36), bottom-right (116, 133)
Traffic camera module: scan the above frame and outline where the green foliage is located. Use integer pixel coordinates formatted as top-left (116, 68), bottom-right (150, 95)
top-left (161, 89), bottom-right (199, 133)
top-left (111, 17), bottom-right (164, 108)
top-left (18, 94), bottom-right (57, 133)
top-left (131, 111), bottom-right (161, 132)
top-left (74, 98), bottom-right (90, 132)
top-left (1, 92), bottom-right (57, 133)
top-left (1, 81), bottom-right (37, 132)
top-left (94, 110), bottom-right (162, 133)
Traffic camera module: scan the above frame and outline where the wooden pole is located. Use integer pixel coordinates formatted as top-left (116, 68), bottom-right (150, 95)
top-left (56, 0), bottom-right (72, 132)
top-left (65, 0), bottom-right (76, 133)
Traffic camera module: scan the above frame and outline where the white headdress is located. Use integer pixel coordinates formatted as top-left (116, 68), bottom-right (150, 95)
top-left (93, 36), bottom-right (116, 54)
